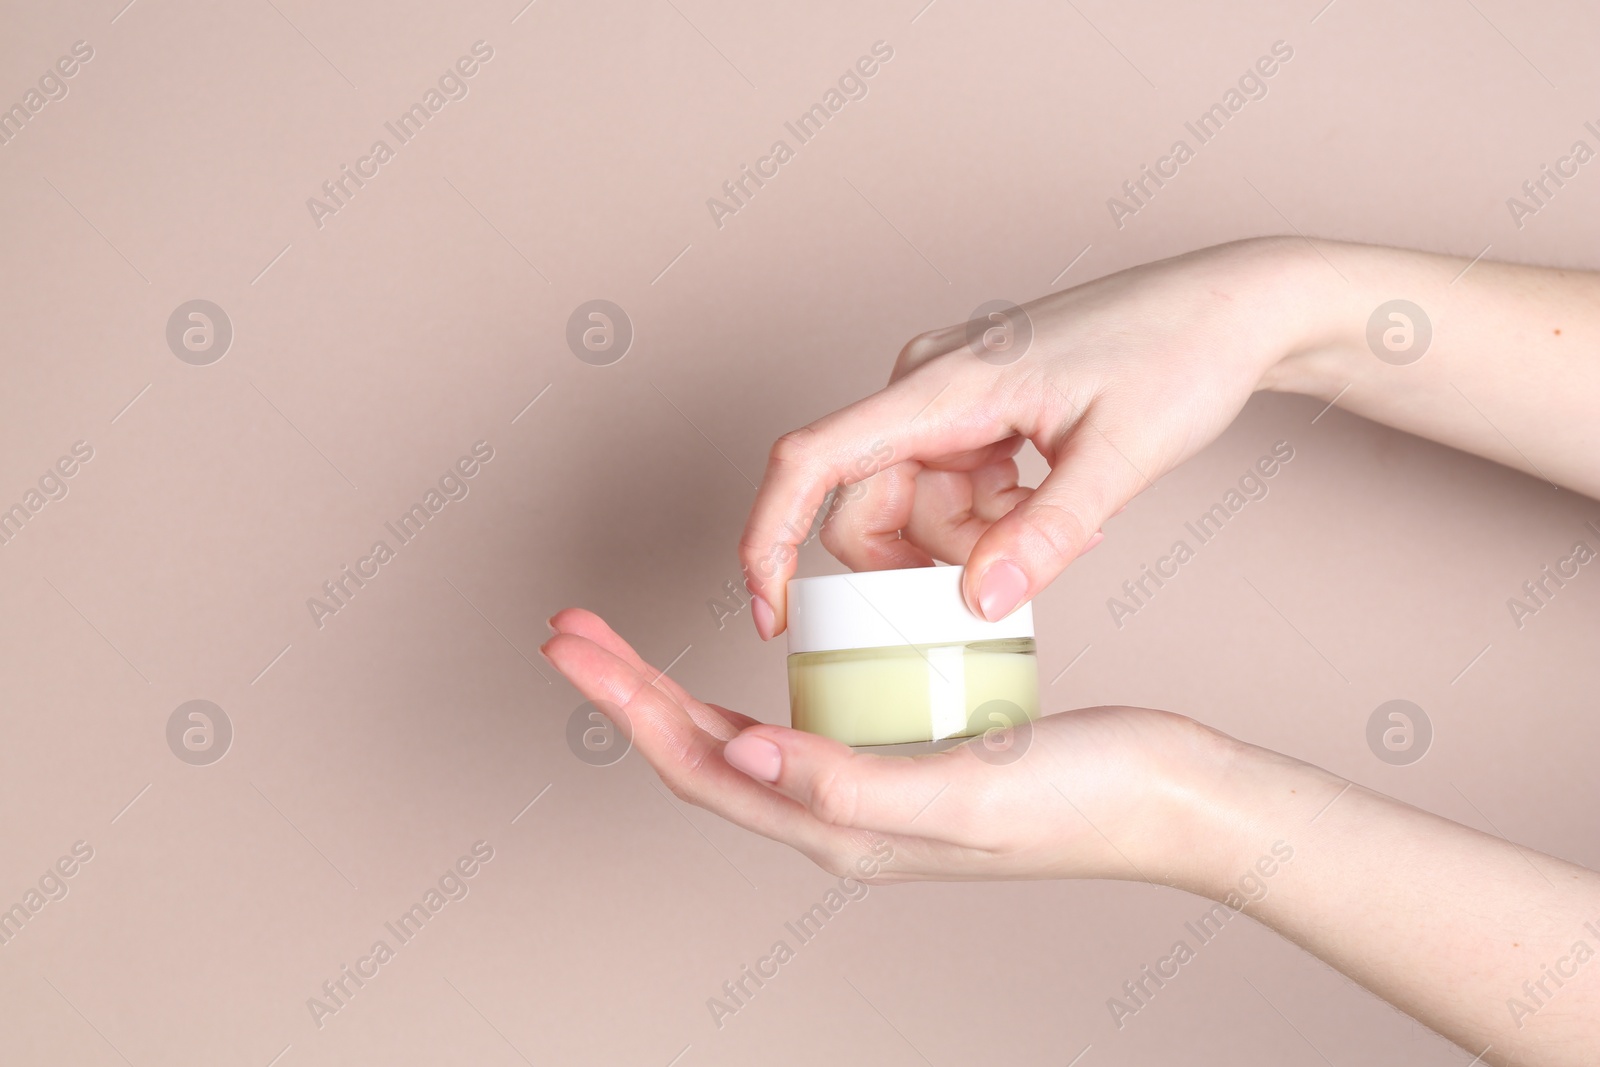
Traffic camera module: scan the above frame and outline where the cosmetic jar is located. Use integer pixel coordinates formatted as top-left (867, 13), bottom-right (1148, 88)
top-left (786, 565), bottom-right (1039, 747)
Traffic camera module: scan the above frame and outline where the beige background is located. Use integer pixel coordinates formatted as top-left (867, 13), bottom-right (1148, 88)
top-left (2, 0), bottom-right (1598, 1063)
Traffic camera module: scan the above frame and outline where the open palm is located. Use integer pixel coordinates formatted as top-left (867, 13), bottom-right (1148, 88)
top-left (544, 608), bottom-right (1234, 889)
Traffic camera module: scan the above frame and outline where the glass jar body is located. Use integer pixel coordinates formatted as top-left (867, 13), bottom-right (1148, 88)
top-left (787, 637), bottom-right (1039, 747)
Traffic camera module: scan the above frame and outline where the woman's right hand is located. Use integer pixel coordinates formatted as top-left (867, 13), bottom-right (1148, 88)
top-left (739, 235), bottom-right (1337, 637)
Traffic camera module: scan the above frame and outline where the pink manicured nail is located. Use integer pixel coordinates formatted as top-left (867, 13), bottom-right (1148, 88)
top-left (1081, 531), bottom-right (1105, 555)
top-left (725, 733), bottom-right (781, 781)
top-left (977, 561), bottom-right (1029, 621)
top-left (750, 594), bottom-right (775, 641)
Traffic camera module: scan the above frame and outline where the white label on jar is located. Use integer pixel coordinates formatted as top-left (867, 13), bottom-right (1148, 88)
top-left (926, 645), bottom-right (967, 741)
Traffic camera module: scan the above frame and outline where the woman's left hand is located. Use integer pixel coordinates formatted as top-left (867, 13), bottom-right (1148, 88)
top-left (542, 608), bottom-right (1253, 893)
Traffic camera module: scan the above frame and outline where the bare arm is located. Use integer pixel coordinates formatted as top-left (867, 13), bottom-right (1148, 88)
top-left (1262, 240), bottom-right (1600, 498)
top-left (542, 610), bottom-right (1600, 1066)
top-left (601, 237), bottom-right (1600, 1062)
top-left (1206, 742), bottom-right (1600, 1065)
top-left (737, 237), bottom-right (1600, 637)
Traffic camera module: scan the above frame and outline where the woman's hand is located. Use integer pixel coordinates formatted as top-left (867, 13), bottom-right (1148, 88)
top-left (544, 608), bottom-right (1600, 1065)
top-left (740, 237), bottom-right (1600, 638)
top-left (543, 608), bottom-right (1258, 893)
top-left (739, 235), bottom-right (1335, 635)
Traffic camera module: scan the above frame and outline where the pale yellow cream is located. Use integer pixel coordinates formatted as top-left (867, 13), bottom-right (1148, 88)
top-left (788, 638), bottom-right (1039, 747)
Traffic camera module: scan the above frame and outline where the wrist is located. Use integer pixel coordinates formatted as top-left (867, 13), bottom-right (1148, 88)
top-left (1235, 236), bottom-right (1366, 399)
top-left (1144, 718), bottom-right (1344, 902)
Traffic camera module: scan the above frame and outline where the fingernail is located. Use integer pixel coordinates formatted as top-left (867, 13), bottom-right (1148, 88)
top-left (725, 733), bottom-right (781, 781)
top-left (750, 594), bottom-right (775, 641)
top-left (1081, 531), bottom-right (1105, 555)
top-left (546, 615), bottom-right (559, 634)
top-left (977, 561), bottom-right (1029, 621)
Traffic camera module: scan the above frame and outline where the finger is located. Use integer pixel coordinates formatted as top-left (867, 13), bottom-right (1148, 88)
top-left (967, 458), bottom-right (1032, 522)
top-left (741, 361), bottom-right (1011, 639)
top-left (888, 322), bottom-right (964, 381)
top-left (818, 435), bottom-right (1028, 569)
top-left (705, 702), bottom-right (764, 733)
top-left (547, 607), bottom-right (739, 737)
top-left (902, 460), bottom-right (1029, 563)
top-left (541, 633), bottom-right (860, 861)
top-left (962, 423), bottom-right (1147, 621)
top-left (720, 724), bottom-right (1001, 849)
top-left (544, 607), bottom-right (707, 726)
top-left (817, 461), bottom-right (936, 572)
top-left (915, 434), bottom-right (1026, 473)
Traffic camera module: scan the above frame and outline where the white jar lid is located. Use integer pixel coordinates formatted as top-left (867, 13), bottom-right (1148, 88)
top-left (785, 565), bottom-right (1034, 655)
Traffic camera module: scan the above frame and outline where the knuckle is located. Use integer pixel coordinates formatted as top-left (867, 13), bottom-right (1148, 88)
top-left (818, 512), bottom-right (849, 555)
top-left (676, 734), bottom-right (711, 776)
top-left (1014, 500), bottom-right (1093, 560)
top-left (661, 735), bottom-right (713, 805)
top-left (736, 535), bottom-right (774, 566)
top-left (897, 329), bottom-right (937, 363)
top-left (894, 327), bottom-right (958, 376)
top-left (738, 533), bottom-right (794, 580)
top-left (807, 768), bottom-right (859, 827)
top-left (769, 428), bottom-right (818, 470)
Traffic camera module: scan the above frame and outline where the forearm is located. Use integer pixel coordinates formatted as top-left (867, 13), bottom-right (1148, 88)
top-left (1254, 238), bottom-right (1600, 499)
top-left (1189, 742), bottom-right (1600, 1065)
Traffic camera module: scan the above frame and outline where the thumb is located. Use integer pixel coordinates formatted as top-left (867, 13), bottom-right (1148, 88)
top-left (962, 427), bottom-right (1147, 620)
top-left (722, 724), bottom-right (993, 846)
